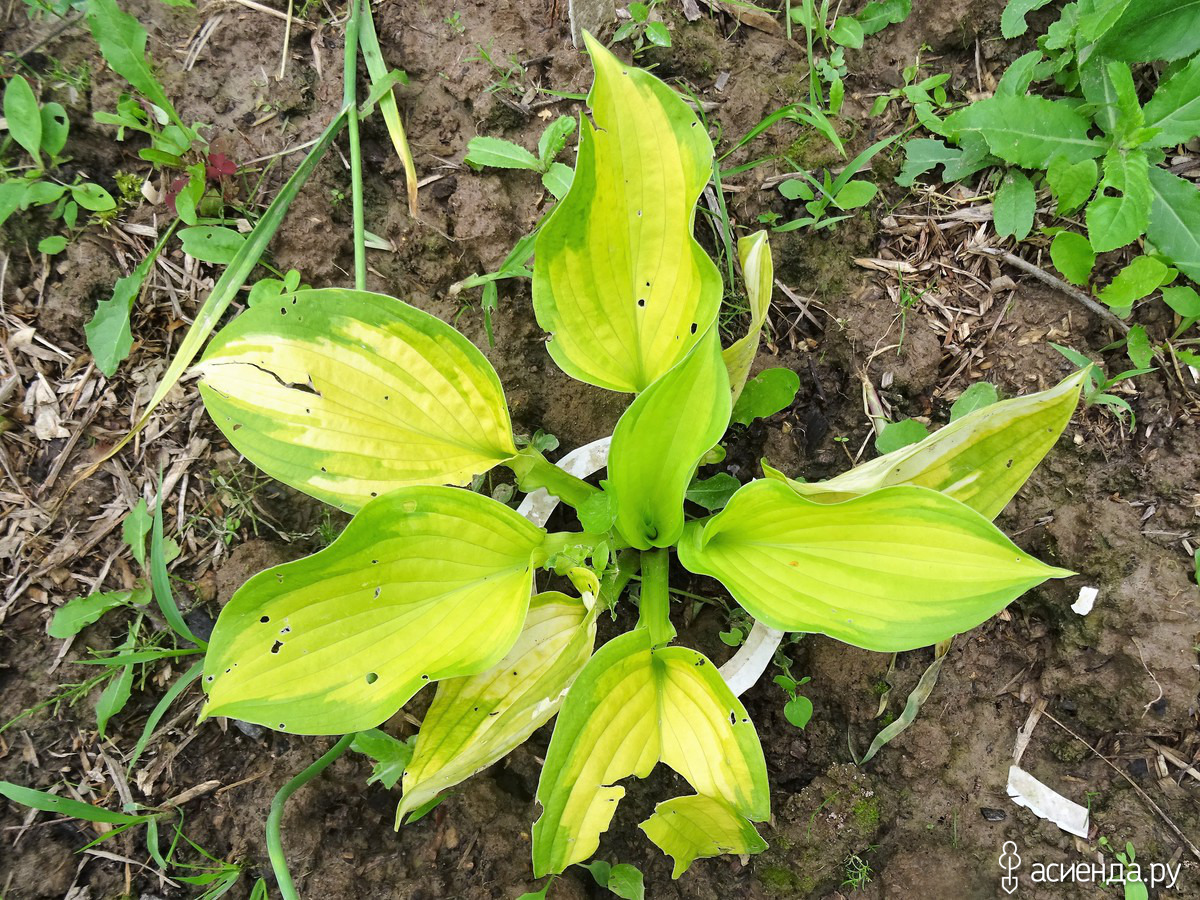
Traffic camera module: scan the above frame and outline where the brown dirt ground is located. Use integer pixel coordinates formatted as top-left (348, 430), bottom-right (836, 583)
top-left (1, 0), bottom-right (1198, 898)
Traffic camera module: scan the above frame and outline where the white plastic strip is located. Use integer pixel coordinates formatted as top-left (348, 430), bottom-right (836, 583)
top-left (1006, 765), bottom-right (1090, 838)
top-left (514, 436), bottom-right (784, 696)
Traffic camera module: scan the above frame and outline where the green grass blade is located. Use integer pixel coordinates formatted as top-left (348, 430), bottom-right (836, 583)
top-left (0, 782), bottom-right (152, 825)
top-left (359, 0), bottom-right (419, 217)
top-left (152, 478), bottom-right (205, 647)
top-left (127, 660), bottom-right (204, 773)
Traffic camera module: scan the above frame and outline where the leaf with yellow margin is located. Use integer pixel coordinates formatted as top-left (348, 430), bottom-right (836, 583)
top-left (196, 289), bottom-right (516, 513)
top-left (723, 231), bottom-right (774, 404)
top-left (532, 34), bottom-right (722, 393)
top-left (531, 629), bottom-right (768, 876)
top-left (639, 793), bottom-right (768, 878)
top-left (397, 591), bottom-right (597, 824)
top-left (608, 327), bottom-right (731, 550)
top-left (201, 486), bottom-right (545, 734)
top-left (677, 480), bottom-right (1072, 653)
top-left (764, 368), bottom-right (1086, 519)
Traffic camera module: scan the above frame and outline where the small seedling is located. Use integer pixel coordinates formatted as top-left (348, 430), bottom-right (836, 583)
top-left (464, 115), bottom-right (577, 199)
top-left (772, 136), bottom-right (895, 232)
top-left (612, 2), bottom-right (671, 57)
top-left (1, 74), bottom-right (116, 253)
top-left (773, 656), bottom-right (814, 730)
top-left (1051, 343), bottom-right (1152, 428)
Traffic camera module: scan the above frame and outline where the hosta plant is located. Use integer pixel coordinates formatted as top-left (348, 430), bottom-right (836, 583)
top-left (195, 35), bottom-right (1083, 882)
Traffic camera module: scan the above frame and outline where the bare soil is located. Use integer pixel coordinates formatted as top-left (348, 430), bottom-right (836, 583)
top-left (1, 1), bottom-right (1197, 898)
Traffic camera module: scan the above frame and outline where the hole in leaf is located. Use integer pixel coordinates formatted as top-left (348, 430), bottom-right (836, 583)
top-left (260, 615), bottom-right (270, 623)
top-left (690, 322), bottom-right (698, 334)
top-left (374, 587), bottom-right (382, 598)
top-left (271, 640), bottom-right (283, 654)
top-left (637, 298), bottom-right (646, 308)
top-left (365, 672), bottom-right (378, 684)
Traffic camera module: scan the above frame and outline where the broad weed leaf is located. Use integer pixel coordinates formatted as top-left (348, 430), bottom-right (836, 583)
top-left (874, 418), bottom-right (928, 454)
top-left (3, 75), bottom-right (42, 162)
top-left (994, 169), bottom-right (1035, 240)
top-left (1046, 156), bottom-right (1097, 214)
top-left (1000, 0), bottom-right (1054, 38)
top-left (1147, 167), bottom-right (1200, 281)
top-left (1094, 0), bottom-right (1200, 62)
top-left (677, 481), bottom-right (1073, 652)
top-left (1085, 148), bottom-right (1151, 253)
top-left (730, 367), bottom-right (799, 426)
top-left (1097, 255), bottom-right (1169, 313)
top-left (464, 136), bottom-right (540, 171)
top-left (944, 95), bottom-right (1102, 168)
top-left (532, 629), bottom-right (768, 875)
top-left (196, 289), bottom-right (517, 513)
top-left (1049, 231), bottom-right (1096, 286)
top-left (201, 486), bottom-right (545, 734)
top-left (1143, 55), bottom-right (1200, 146)
top-left (949, 382), bottom-right (999, 422)
top-left (532, 34), bottom-right (721, 392)
top-left (85, 0), bottom-right (183, 128)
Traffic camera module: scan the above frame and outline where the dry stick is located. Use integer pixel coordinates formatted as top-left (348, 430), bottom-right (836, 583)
top-left (278, 0), bottom-right (294, 80)
top-left (1040, 708), bottom-right (1200, 863)
top-left (968, 246), bottom-right (1129, 335)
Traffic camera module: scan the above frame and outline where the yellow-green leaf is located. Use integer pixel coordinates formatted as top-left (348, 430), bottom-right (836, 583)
top-left (639, 794), bottom-right (768, 878)
top-left (677, 480), bottom-right (1072, 653)
top-left (532, 629), bottom-right (768, 876)
top-left (608, 327), bottom-right (731, 550)
top-left (723, 231), bottom-right (774, 404)
top-left (201, 486), bottom-right (545, 734)
top-left (532, 33), bottom-right (721, 393)
top-left (766, 369), bottom-right (1085, 519)
top-left (398, 591), bottom-right (597, 823)
top-left (196, 288), bottom-right (516, 513)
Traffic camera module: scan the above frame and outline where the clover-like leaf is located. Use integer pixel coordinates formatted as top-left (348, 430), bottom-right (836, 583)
top-left (723, 231), bottom-right (773, 404)
top-left (677, 480), bottom-right (1072, 653)
top-left (398, 591), bottom-right (597, 823)
top-left (766, 368), bottom-right (1085, 520)
top-left (639, 794), bottom-right (768, 878)
top-left (608, 327), bottom-right (731, 550)
top-left (201, 486), bottom-right (546, 734)
top-left (196, 289), bottom-right (517, 513)
top-left (532, 629), bottom-right (768, 876)
top-left (532, 33), bottom-right (721, 393)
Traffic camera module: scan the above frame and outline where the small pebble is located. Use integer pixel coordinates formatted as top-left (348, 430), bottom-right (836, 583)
top-left (981, 807), bottom-right (1007, 822)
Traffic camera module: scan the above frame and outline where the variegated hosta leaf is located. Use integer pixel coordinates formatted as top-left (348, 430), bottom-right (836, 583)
top-left (766, 369), bottom-right (1085, 519)
top-left (195, 288), bottom-right (516, 513)
top-left (532, 629), bottom-right (769, 876)
top-left (639, 794), bottom-right (768, 878)
top-left (608, 328), bottom-right (731, 550)
top-left (723, 231), bottom-right (774, 404)
top-left (201, 486), bottom-right (545, 734)
top-left (397, 591), bottom-right (597, 824)
top-left (532, 33), bottom-right (722, 393)
top-left (677, 480), bottom-right (1072, 653)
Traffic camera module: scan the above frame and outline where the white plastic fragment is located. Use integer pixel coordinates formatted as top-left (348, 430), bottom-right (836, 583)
top-left (515, 434), bottom-right (783, 697)
top-left (718, 621), bottom-right (785, 697)
top-left (1006, 765), bottom-right (1090, 838)
top-left (1071, 586), bottom-right (1098, 615)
